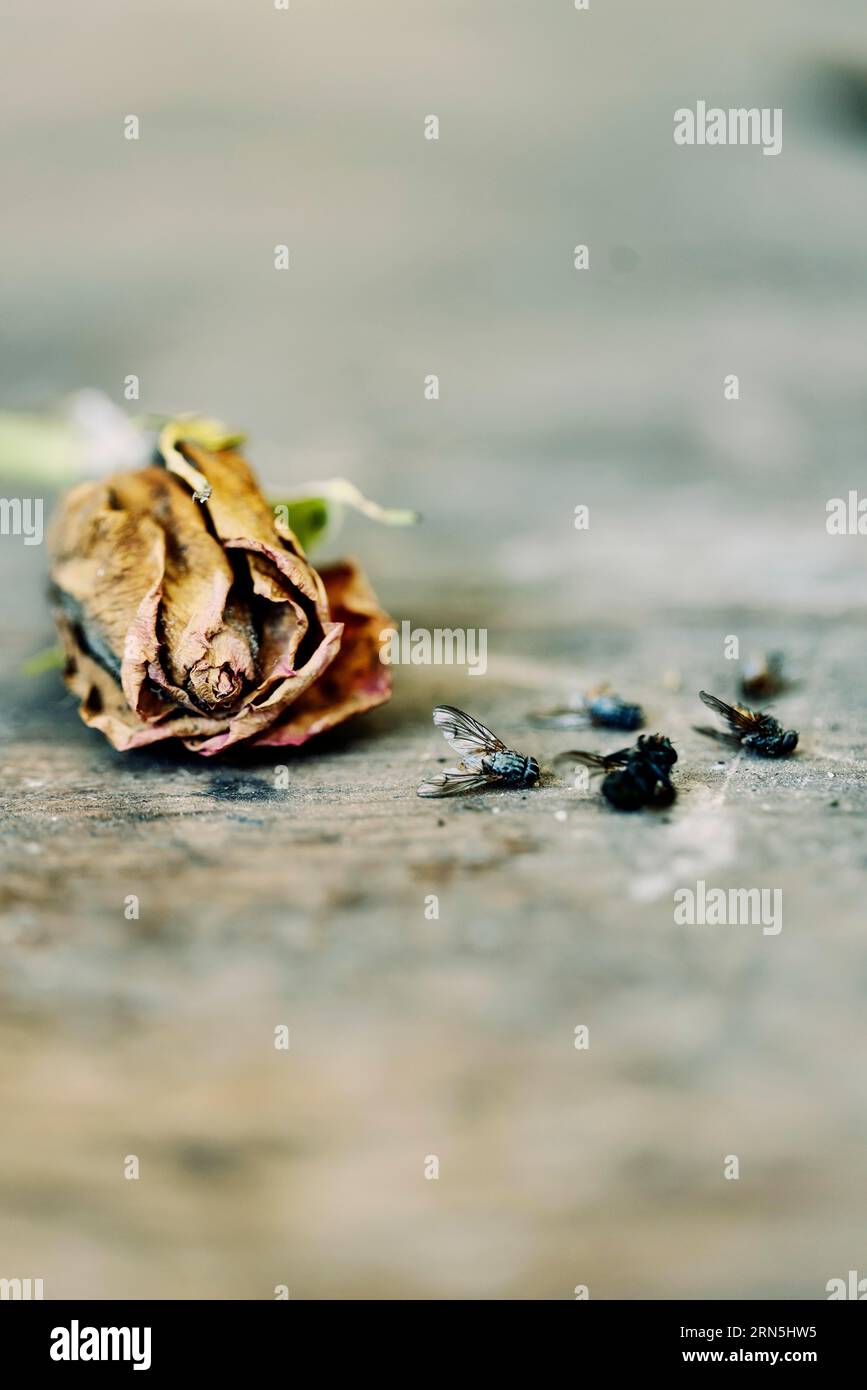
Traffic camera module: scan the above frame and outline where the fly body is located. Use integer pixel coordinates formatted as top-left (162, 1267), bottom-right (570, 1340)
top-left (555, 733), bottom-right (678, 812)
top-left (695, 690), bottom-right (798, 758)
top-left (484, 750), bottom-right (541, 787)
top-left (418, 706), bottom-right (540, 798)
top-left (740, 651), bottom-right (787, 700)
top-left (529, 683), bottom-right (644, 732)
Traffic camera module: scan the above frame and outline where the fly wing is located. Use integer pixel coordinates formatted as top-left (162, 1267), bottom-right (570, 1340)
top-left (553, 748), bottom-right (628, 772)
top-left (417, 766), bottom-right (500, 798)
top-left (432, 705), bottom-right (506, 756)
top-left (693, 725), bottom-right (743, 748)
top-left (698, 690), bottom-right (762, 733)
top-left (527, 705), bottom-right (589, 729)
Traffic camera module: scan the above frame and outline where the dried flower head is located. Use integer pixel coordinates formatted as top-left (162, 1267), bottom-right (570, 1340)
top-left (49, 440), bottom-right (392, 755)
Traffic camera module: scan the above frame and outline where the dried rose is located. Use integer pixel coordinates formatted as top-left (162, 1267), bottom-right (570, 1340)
top-left (49, 441), bottom-right (392, 755)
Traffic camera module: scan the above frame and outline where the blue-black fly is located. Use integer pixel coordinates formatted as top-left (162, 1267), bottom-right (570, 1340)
top-left (739, 651), bottom-right (787, 700)
top-left (695, 690), bottom-right (798, 758)
top-left (555, 733), bottom-right (678, 811)
top-left (417, 705), bottom-right (540, 798)
top-left (529, 684), bottom-right (644, 732)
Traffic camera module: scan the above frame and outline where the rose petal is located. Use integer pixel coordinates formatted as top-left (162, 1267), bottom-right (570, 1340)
top-left (54, 611), bottom-right (227, 751)
top-left (182, 621), bottom-right (344, 755)
top-left (50, 445), bottom-right (394, 755)
top-left (49, 477), bottom-right (166, 714)
top-left (253, 559), bottom-right (392, 748)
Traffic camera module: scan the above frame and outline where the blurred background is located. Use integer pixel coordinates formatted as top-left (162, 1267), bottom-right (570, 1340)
top-left (1, 0), bottom-right (867, 1300)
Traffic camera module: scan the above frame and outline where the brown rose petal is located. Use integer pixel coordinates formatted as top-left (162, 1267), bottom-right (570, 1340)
top-left (50, 444), bottom-right (393, 755)
top-left (181, 622), bottom-right (344, 755)
top-left (49, 479), bottom-right (166, 714)
top-left (54, 612), bottom-right (227, 751)
top-left (181, 443), bottom-right (329, 620)
top-left (253, 559), bottom-right (392, 748)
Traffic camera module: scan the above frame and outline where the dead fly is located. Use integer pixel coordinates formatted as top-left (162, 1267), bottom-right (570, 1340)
top-left (529, 684), bottom-right (644, 732)
top-left (555, 734), bottom-right (678, 811)
top-left (740, 651), bottom-right (787, 700)
top-left (695, 690), bottom-right (798, 758)
top-left (417, 705), bottom-right (540, 798)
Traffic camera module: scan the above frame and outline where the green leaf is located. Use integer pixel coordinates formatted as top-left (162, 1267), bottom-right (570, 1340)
top-left (277, 497), bottom-right (332, 551)
top-left (0, 414), bottom-right (85, 487)
top-left (272, 478), bottom-right (419, 552)
top-left (21, 645), bottom-right (64, 677)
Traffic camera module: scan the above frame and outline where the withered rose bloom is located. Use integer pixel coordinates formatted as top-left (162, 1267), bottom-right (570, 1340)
top-left (49, 443), bottom-right (391, 754)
